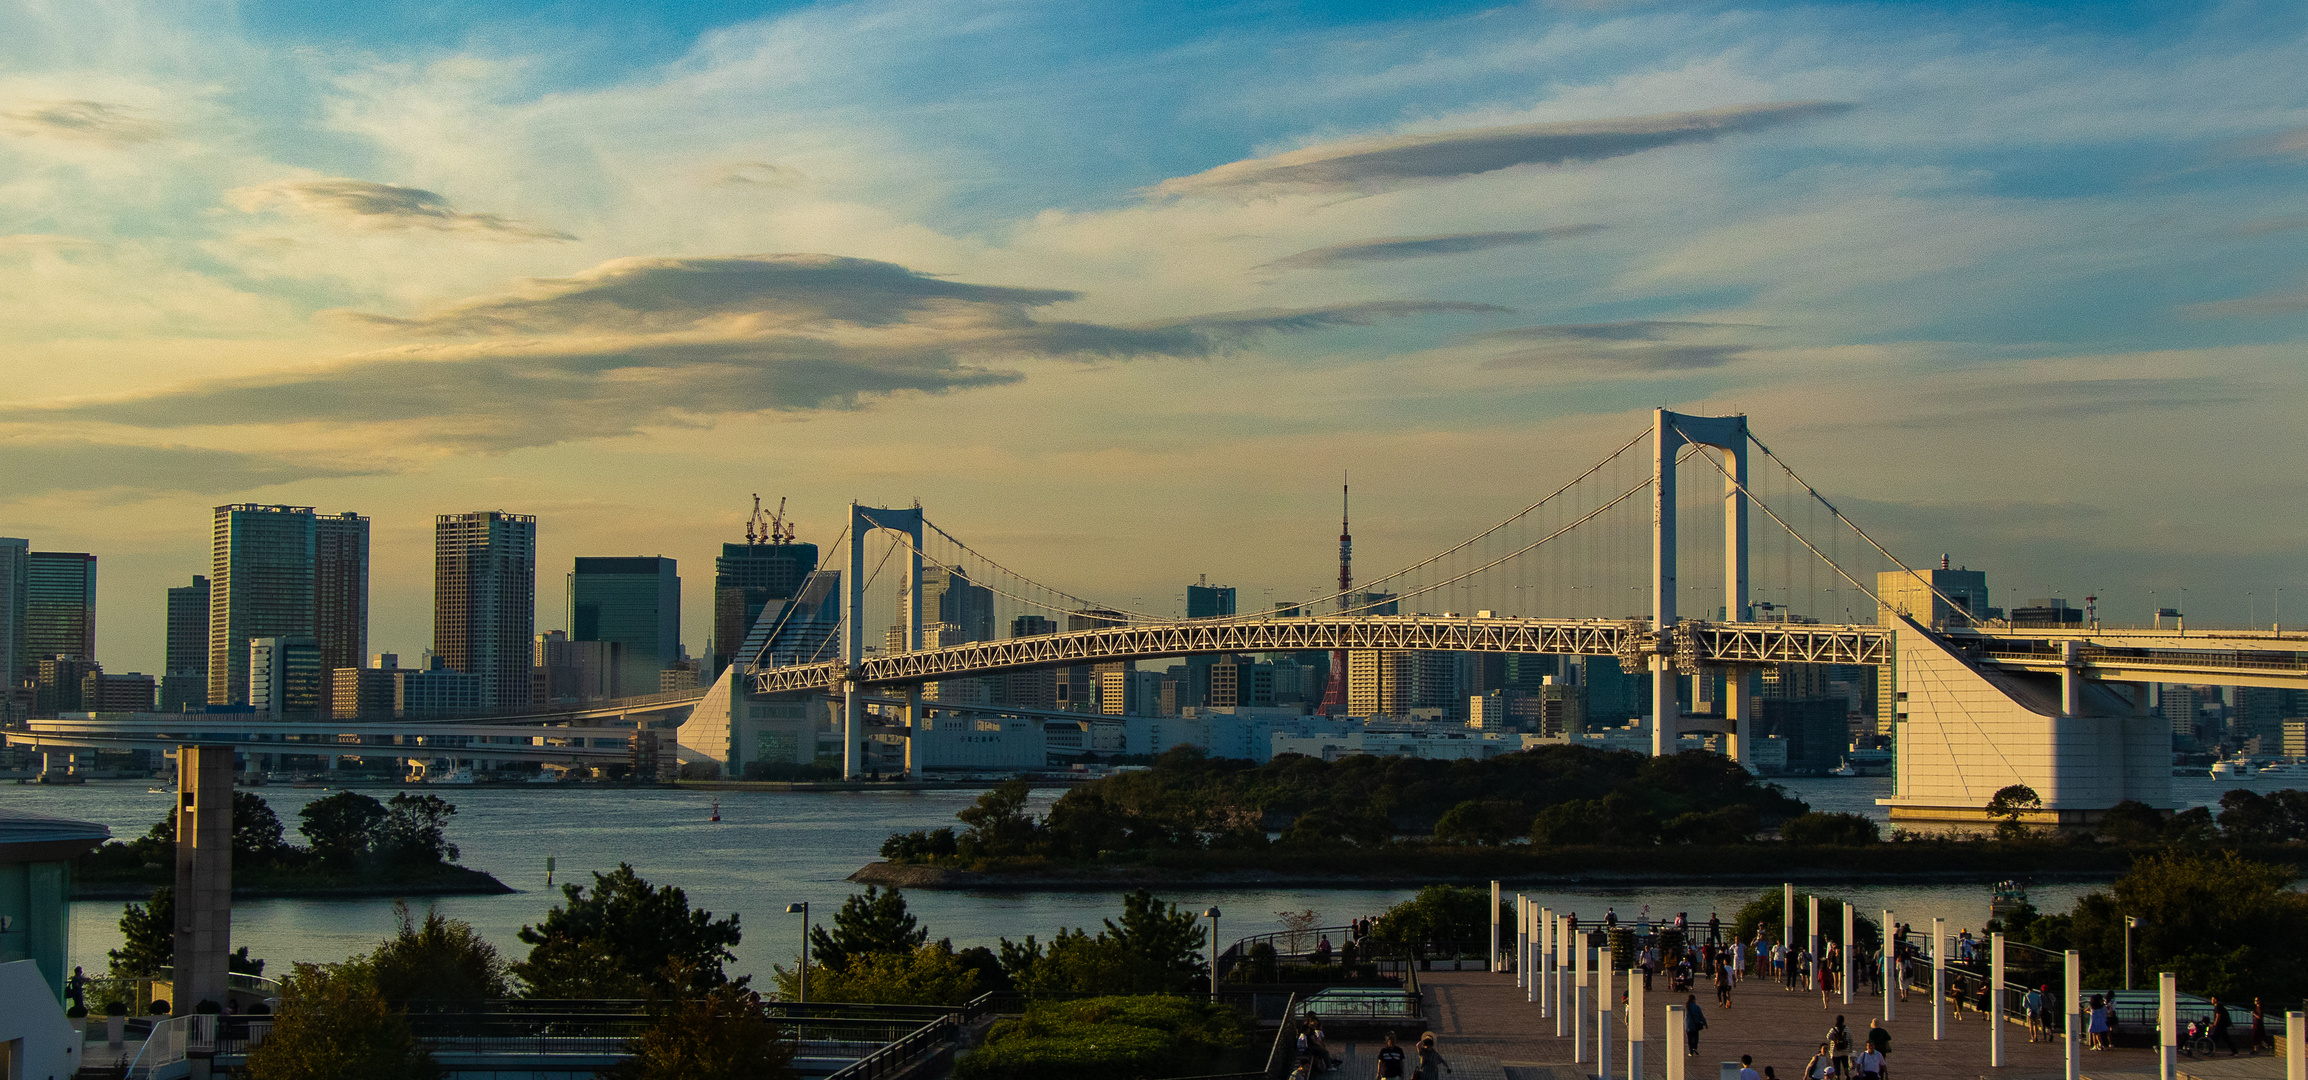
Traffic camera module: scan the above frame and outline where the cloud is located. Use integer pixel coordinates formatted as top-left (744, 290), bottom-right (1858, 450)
top-left (1, 100), bottom-right (164, 144)
top-left (2229, 124), bottom-right (2308, 161)
top-left (0, 234), bottom-right (100, 250)
top-left (1150, 101), bottom-right (1852, 200)
top-left (716, 162), bottom-right (806, 187)
top-left (0, 439), bottom-right (380, 498)
top-left (1477, 320), bottom-right (1737, 342)
top-left (2177, 289), bottom-right (2308, 319)
top-left (1264, 226), bottom-right (1604, 270)
top-left (11, 254), bottom-right (1499, 452)
top-left (2228, 218), bottom-right (2308, 237)
top-left (1473, 319), bottom-right (1756, 371)
top-left (227, 178), bottom-right (578, 242)
top-left (334, 253), bottom-right (1079, 336)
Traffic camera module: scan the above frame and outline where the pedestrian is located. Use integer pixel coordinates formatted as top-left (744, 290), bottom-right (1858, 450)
top-left (1818, 948), bottom-right (1836, 1009)
top-left (2211, 996), bottom-right (2237, 1056)
top-left (1739, 1054), bottom-right (1761, 1080)
top-left (2250, 998), bottom-right (2269, 1055)
top-left (1686, 994), bottom-right (1709, 1056)
top-left (1805, 1042), bottom-right (1836, 1080)
top-left (1866, 1018), bottom-right (1891, 1060)
top-left (1413, 1031), bottom-right (1453, 1079)
top-left (2024, 986), bottom-right (2044, 1042)
top-left (1606, 907), bottom-right (1619, 928)
top-left (1378, 1031), bottom-right (1408, 1079)
top-left (1710, 911), bottom-right (1723, 945)
top-left (1764, 1067), bottom-right (1780, 1080)
top-left (2087, 995), bottom-right (2109, 1050)
top-left (1718, 958), bottom-right (1735, 1008)
top-left (1828, 1015), bottom-right (1852, 1079)
top-left (1855, 1040), bottom-right (1887, 1080)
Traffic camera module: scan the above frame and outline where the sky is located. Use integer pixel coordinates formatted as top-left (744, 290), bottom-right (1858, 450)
top-left (4, 0), bottom-right (2306, 675)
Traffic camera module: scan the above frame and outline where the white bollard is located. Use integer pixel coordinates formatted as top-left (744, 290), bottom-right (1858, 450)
top-left (1516, 895), bottom-right (1527, 989)
top-left (1991, 933), bottom-right (2006, 1066)
top-left (1599, 947), bottom-right (1615, 1080)
top-left (1492, 881), bottom-right (1502, 972)
top-left (1541, 906), bottom-right (1555, 1018)
top-left (1932, 917), bottom-right (1946, 1040)
top-left (1575, 925), bottom-right (1591, 1062)
top-left (1556, 915), bottom-right (1571, 1037)
top-left (2287, 1011), bottom-right (2303, 1080)
top-left (1843, 902), bottom-right (1855, 1005)
top-left (1782, 883), bottom-right (1795, 978)
top-left (1810, 894), bottom-right (1823, 977)
top-left (1630, 963), bottom-right (1647, 1080)
top-left (1883, 908), bottom-right (1897, 1022)
top-left (1667, 1004), bottom-right (1688, 1080)
top-left (2159, 972), bottom-right (2177, 1080)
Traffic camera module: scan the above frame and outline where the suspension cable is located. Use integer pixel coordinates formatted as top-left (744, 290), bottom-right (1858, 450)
top-left (1742, 430), bottom-right (1982, 621)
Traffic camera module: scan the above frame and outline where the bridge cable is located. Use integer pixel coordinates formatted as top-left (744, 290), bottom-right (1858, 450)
top-left (1743, 431), bottom-right (1983, 624)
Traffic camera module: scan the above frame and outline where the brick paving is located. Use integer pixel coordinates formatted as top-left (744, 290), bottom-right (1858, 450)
top-left (1322, 968), bottom-right (2186, 1080)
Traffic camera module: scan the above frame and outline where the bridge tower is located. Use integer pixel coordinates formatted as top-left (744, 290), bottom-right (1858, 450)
top-left (846, 504), bottom-right (924, 779)
top-left (1651, 410), bottom-right (1750, 759)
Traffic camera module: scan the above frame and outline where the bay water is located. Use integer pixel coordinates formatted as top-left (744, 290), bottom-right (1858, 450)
top-left (6, 774), bottom-right (2275, 983)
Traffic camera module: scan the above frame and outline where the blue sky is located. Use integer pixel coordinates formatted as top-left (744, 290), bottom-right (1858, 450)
top-left (2, 0), bottom-right (2304, 671)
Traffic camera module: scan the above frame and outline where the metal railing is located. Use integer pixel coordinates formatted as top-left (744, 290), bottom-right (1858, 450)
top-left (823, 1013), bottom-right (958, 1080)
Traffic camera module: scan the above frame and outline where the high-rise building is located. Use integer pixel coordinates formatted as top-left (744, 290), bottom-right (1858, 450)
top-left (24, 551), bottom-right (96, 664)
top-left (1186, 579), bottom-right (1236, 619)
top-left (1876, 561), bottom-right (1992, 627)
top-left (34, 656), bottom-right (99, 715)
top-left (84, 671), bottom-right (156, 712)
top-left (999, 616), bottom-right (1059, 709)
top-left (435, 511), bottom-right (537, 713)
top-left (210, 505), bottom-right (318, 706)
top-left (0, 538), bottom-right (26, 711)
top-left (313, 512), bottom-right (370, 679)
top-left (249, 636), bottom-right (323, 717)
top-left (332, 658), bottom-right (400, 720)
top-left (568, 556), bottom-right (680, 695)
top-left (711, 539), bottom-right (818, 677)
top-left (1060, 609), bottom-right (1126, 713)
top-left (163, 576), bottom-right (209, 711)
top-left (904, 569), bottom-right (995, 644)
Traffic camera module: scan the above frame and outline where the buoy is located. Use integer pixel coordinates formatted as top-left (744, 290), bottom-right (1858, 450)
top-left (710, 797), bottom-right (721, 823)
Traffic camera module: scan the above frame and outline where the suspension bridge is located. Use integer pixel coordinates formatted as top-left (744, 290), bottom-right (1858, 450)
top-left (707, 408), bottom-right (2308, 829)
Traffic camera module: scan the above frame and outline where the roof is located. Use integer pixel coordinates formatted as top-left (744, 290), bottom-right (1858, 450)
top-left (0, 807), bottom-right (112, 864)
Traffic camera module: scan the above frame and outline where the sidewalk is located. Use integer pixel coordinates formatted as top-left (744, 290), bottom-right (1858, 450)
top-left (1326, 967), bottom-right (2162, 1080)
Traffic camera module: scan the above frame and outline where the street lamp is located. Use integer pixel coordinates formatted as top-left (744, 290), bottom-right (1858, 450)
top-left (2125, 916), bottom-right (2137, 991)
top-left (786, 901), bottom-right (811, 1005)
top-left (1203, 906), bottom-right (1222, 994)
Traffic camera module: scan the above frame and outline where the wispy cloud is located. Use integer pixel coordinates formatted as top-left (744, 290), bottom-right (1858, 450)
top-left (1264, 227), bottom-right (1604, 270)
top-left (1151, 102), bottom-right (1852, 200)
top-left (2229, 123), bottom-right (2308, 161)
top-left (1478, 320), bottom-right (1737, 342)
top-left (0, 438), bottom-right (380, 498)
top-left (10, 255), bottom-right (1500, 452)
top-left (1, 99), bottom-right (164, 144)
top-left (2177, 289), bottom-right (2308, 319)
top-left (715, 162), bottom-right (807, 187)
top-left (228, 178), bottom-right (577, 242)
top-left (1476, 320), bottom-right (1753, 371)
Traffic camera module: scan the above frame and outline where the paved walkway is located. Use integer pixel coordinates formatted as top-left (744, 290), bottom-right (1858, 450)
top-left (1324, 969), bottom-right (2189, 1080)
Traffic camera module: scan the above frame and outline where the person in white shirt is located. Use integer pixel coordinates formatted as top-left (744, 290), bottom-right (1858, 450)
top-left (1855, 1046), bottom-right (1886, 1080)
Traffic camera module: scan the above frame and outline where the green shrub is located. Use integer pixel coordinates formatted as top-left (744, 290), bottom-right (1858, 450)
top-left (1778, 812), bottom-right (1880, 846)
top-left (955, 995), bottom-right (1249, 1080)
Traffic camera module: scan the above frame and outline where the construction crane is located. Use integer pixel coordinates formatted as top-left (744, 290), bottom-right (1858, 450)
top-left (745, 494), bottom-right (797, 546)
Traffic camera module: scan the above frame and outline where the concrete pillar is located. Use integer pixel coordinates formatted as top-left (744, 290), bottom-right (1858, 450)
top-left (173, 745), bottom-right (233, 1013)
top-left (1932, 917), bottom-right (1946, 1040)
top-left (2061, 640), bottom-right (2085, 716)
top-left (1883, 909), bottom-right (1897, 1021)
top-left (1726, 675), bottom-right (1751, 764)
top-left (1782, 883), bottom-right (1794, 968)
top-left (1575, 924), bottom-right (1590, 1062)
top-left (1809, 895), bottom-right (1822, 977)
top-left (1667, 1004), bottom-right (1687, 1080)
top-left (1492, 880), bottom-right (1503, 972)
top-left (1515, 895), bottom-right (1526, 988)
top-left (1557, 915), bottom-right (1571, 1037)
top-left (2159, 973), bottom-right (2177, 1080)
top-left (842, 684), bottom-right (864, 778)
top-left (903, 686), bottom-right (921, 779)
top-left (2286, 1011), bottom-right (2303, 1080)
top-left (1629, 958), bottom-right (1647, 1080)
top-left (1991, 933), bottom-right (2006, 1066)
top-left (1598, 946), bottom-right (1614, 1080)
top-left (2065, 950), bottom-right (2082, 1080)
top-left (1541, 907), bottom-right (1555, 1019)
top-left (1843, 902), bottom-right (1855, 1004)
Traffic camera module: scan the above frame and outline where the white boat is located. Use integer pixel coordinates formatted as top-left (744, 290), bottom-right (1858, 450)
top-left (1830, 762), bottom-right (1859, 778)
top-left (2209, 757), bottom-right (2251, 778)
top-left (2250, 761), bottom-right (2303, 780)
top-left (428, 766), bottom-right (477, 785)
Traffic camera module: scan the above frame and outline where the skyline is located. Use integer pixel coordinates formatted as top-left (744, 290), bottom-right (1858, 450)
top-left (4, 0), bottom-right (2306, 675)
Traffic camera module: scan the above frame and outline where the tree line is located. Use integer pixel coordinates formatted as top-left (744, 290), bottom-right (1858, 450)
top-left (80, 790), bottom-right (464, 880)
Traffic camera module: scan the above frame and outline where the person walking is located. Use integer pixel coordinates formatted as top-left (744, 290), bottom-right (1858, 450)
top-left (1718, 958), bottom-right (1736, 1008)
top-left (1866, 1018), bottom-right (1891, 1063)
top-left (1828, 1015), bottom-right (1853, 1080)
top-left (1687, 994), bottom-right (1709, 1056)
top-left (1413, 1032), bottom-right (1453, 1079)
top-left (1855, 1041), bottom-right (1887, 1080)
top-left (1377, 1031), bottom-right (1408, 1079)
top-left (2250, 998), bottom-right (2270, 1055)
top-left (2024, 985), bottom-right (2044, 1042)
top-left (1739, 1055), bottom-right (1762, 1080)
top-left (1818, 947), bottom-right (1837, 1009)
top-left (2087, 995), bottom-right (2109, 1049)
top-left (2210, 996), bottom-right (2237, 1056)
top-left (1805, 1042), bottom-right (1836, 1080)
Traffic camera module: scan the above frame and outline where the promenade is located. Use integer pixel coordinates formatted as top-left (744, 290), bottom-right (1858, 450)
top-left (1318, 967), bottom-right (2288, 1080)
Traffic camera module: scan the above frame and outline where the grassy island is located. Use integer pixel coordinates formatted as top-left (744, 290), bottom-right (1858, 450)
top-left (861, 745), bottom-right (2308, 889)
top-left (74, 789), bottom-right (512, 899)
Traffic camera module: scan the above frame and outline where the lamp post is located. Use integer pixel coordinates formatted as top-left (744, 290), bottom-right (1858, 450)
top-left (786, 901), bottom-right (810, 1006)
top-left (1203, 906), bottom-right (1222, 994)
top-left (2125, 916), bottom-right (2138, 991)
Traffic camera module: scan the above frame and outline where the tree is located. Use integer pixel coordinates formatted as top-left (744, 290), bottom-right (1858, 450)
top-left (1369, 885), bottom-right (1506, 948)
top-left (1000, 891), bottom-right (1211, 996)
top-left (1433, 800), bottom-right (1529, 846)
top-left (955, 779), bottom-right (1039, 858)
top-left (773, 941), bottom-right (981, 1005)
top-left (1779, 811), bottom-right (1881, 846)
top-left (234, 791), bottom-right (293, 866)
top-left (352, 902), bottom-right (507, 1002)
top-left (511, 863), bottom-right (742, 998)
top-left (1101, 889), bottom-right (1209, 989)
top-left (243, 962), bottom-right (440, 1080)
top-left (1530, 793), bottom-right (1661, 847)
top-left (109, 886), bottom-right (174, 979)
top-left (2095, 799), bottom-right (2166, 845)
top-left (2216, 789), bottom-right (2308, 843)
top-left (808, 886), bottom-right (927, 972)
top-left (1985, 784), bottom-right (2041, 840)
top-left (599, 982), bottom-right (796, 1080)
top-left (373, 794), bottom-right (460, 866)
top-left (300, 791), bottom-right (389, 866)
top-left (1729, 888), bottom-right (1880, 953)
top-left (2010, 848), bottom-right (2308, 999)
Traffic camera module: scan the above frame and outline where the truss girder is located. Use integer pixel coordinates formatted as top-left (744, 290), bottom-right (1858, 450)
top-left (749, 616), bottom-right (1894, 694)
